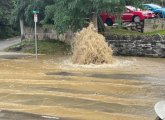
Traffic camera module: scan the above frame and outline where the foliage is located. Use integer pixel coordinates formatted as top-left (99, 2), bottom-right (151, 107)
top-left (0, 0), bottom-right (13, 26)
top-left (1, 0), bottom-right (165, 38)
top-left (0, 0), bottom-right (19, 39)
top-left (43, 0), bottom-right (148, 33)
top-left (12, 0), bottom-right (54, 27)
top-left (143, 0), bottom-right (164, 5)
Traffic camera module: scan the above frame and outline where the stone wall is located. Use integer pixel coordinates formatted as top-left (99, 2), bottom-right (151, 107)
top-left (106, 34), bottom-right (165, 57)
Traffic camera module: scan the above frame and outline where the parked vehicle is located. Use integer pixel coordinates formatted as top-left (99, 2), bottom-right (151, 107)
top-left (100, 6), bottom-right (155, 26)
top-left (121, 6), bottom-right (155, 23)
top-left (143, 4), bottom-right (165, 18)
top-left (100, 12), bottom-right (115, 26)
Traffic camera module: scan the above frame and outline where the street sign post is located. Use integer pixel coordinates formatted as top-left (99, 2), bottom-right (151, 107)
top-left (33, 10), bottom-right (39, 14)
top-left (34, 14), bottom-right (38, 23)
top-left (33, 11), bottom-right (39, 59)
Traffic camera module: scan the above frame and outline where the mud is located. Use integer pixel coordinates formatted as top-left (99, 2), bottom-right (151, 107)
top-left (0, 55), bottom-right (164, 120)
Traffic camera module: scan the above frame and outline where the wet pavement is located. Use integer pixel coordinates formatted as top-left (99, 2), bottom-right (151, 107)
top-left (0, 37), bottom-right (21, 52)
top-left (0, 54), bottom-right (164, 120)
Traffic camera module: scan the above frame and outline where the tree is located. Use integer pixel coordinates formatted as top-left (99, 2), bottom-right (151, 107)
top-left (0, 0), bottom-right (13, 26)
top-left (143, 0), bottom-right (165, 5)
top-left (12, 0), bottom-right (54, 39)
top-left (12, 0), bottom-right (154, 34)
top-left (0, 0), bottom-right (15, 39)
top-left (44, 0), bottom-right (145, 33)
top-left (12, 0), bottom-right (53, 26)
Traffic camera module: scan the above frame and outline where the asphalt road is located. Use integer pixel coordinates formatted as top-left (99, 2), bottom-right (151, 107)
top-left (0, 37), bottom-right (32, 58)
top-left (0, 37), bottom-right (21, 52)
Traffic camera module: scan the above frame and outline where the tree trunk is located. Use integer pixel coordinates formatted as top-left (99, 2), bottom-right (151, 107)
top-left (20, 19), bottom-right (25, 40)
top-left (91, 12), bottom-right (98, 32)
top-left (97, 15), bottom-right (106, 32)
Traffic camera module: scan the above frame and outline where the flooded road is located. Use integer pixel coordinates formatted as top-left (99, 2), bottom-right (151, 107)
top-left (0, 54), bottom-right (164, 120)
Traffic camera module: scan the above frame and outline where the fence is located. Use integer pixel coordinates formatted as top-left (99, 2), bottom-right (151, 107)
top-left (23, 26), bottom-right (74, 44)
top-left (144, 18), bottom-right (165, 32)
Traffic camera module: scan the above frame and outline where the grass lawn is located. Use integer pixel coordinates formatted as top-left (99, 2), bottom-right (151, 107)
top-left (6, 39), bottom-right (71, 55)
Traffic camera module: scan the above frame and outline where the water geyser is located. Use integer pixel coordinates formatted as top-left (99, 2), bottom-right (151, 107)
top-left (72, 23), bottom-right (113, 64)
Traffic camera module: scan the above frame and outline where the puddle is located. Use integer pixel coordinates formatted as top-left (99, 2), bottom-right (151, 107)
top-left (0, 53), bottom-right (33, 60)
top-left (0, 110), bottom-right (66, 120)
top-left (46, 72), bottom-right (77, 76)
top-left (46, 71), bottom-right (157, 81)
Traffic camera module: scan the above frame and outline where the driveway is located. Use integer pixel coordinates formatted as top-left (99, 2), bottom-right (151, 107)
top-left (0, 37), bottom-right (32, 58)
top-left (0, 37), bottom-right (21, 52)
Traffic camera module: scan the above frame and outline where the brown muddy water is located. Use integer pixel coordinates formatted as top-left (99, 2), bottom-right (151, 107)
top-left (72, 23), bottom-right (113, 64)
top-left (0, 54), bottom-right (165, 120)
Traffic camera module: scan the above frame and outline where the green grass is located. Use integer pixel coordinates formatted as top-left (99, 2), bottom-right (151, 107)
top-left (6, 39), bottom-right (71, 55)
top-left (144, 30), bottom-right (165, 35)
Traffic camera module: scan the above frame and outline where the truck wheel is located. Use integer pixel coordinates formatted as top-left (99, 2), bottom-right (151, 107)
top-left (133, 16), bottom-right (140, 23)
top-left (105, 18), bottom-right (113, 26)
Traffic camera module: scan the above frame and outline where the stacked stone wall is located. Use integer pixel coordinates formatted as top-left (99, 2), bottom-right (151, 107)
top-left (106, 34), bottom-right (165, 57)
